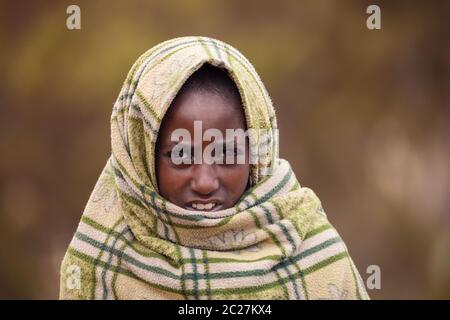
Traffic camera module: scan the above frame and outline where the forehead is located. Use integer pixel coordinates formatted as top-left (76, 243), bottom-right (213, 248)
top-left (158, 90), bottom-right (246, 139)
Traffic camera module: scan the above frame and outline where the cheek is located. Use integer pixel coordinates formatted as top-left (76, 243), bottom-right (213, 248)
top-left (220, 164), bottom-right (250, 196)
top-left (156, 158), bottom-right (188, 197)
top-left (219, 145), bottom-right (250, 196)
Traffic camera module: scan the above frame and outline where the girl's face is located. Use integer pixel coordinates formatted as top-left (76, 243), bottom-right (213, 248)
top-left (155, 90), bottom-right (250, 212)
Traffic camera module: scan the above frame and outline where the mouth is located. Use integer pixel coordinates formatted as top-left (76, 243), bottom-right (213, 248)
top-left (186, 201), bottom-right (223, 211)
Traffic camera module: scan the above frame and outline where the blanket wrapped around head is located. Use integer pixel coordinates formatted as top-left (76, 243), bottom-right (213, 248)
top-left (60, 36), bottom-right (369, 300)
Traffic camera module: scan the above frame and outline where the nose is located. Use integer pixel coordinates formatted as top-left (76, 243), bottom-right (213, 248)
top-left (190, 164), bottom-right (219, 196)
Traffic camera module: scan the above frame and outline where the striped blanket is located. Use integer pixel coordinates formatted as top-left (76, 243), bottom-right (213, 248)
top-left (59, 36), bottom-right (369, 300)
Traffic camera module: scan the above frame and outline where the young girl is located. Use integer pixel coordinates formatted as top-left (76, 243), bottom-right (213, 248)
top-left (60, 36), bottom-right (369, 300)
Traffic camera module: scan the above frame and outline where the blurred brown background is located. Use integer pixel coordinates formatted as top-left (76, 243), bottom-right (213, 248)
top-left (0, 0), bottom-right (449, 299)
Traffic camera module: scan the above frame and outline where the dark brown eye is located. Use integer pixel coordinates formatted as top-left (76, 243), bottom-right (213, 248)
top-left (168, 146), bottom-right (194, 166)
top-left (176, 149), bottom-right (190, 162)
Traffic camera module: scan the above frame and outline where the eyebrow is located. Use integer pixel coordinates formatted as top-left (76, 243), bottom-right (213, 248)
top-left (163, 141), bottom-right (181, 147)
top-left (161, 141), bottom-right (190, 150)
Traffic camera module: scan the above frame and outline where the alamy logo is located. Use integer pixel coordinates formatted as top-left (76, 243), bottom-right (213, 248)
top-left (366, 265), bottom-right (381, 290)
top-left (66, 5), bottom-right (81, 30)
top-left (366, 5), bottom-right (381, 30)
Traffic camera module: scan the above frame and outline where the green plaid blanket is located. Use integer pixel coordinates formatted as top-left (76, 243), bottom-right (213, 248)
top-left (60, 36), bottom-right (369, 300)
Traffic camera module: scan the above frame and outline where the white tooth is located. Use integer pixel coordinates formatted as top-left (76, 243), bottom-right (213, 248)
top-left (191, 203), bottom-right (216, 210)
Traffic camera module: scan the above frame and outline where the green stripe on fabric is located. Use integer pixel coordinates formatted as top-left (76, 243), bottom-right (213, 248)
top-left (75, 231), bottom-right (180, 280)
top-left (299, 267), bottom-right (309, 299)
top-left (208, 38), bottom-right (223, 61)
top-left (296, 237), bottom-right (342, 262)
top-left (247, 209), bottom-right (261, 229)
top-left (274, 269), bottom-right (289, 299)
top-left (151, 193), bottom-right (170, 240)
top-left (188, 248), bottom-right (199, 300)
top-left (259, 202), bottom-right (274, 224)
top-left (117, 189), bottom-right (146, 210)
top-left (303, 252), bottom-right (348, 276)
top-left (175, 244), bottom-right (187, 299)
top-left (82, 216), bottom-right (115, 235)
top-left (135, 90), bottom-right (162, 122)
top-left (160, 198), bottom-right (188, 300)
top-left (279, 258), bottom-right (300, 299)
top-left (272, 219), bottom-right (305, 299)
top-left (277, 221), bottom-right (298, 251)
top-left (101, 226), bottom-right (130, 299)
top-left (111, 235), bottom-right (129, 299)
top-left (265, 224), bottom-right (300, 295)
top-left (81, 216), bottom-right (167, 260)
top-left (127, 108), bottom-right (158, 140)
top-left (159, 216), bottom-right (233, 229)
top-left (91, 217), bottom-right (123, 299)
top-left (183, 267), bottom-right (271, 280)
top-left (258, 222), bottom-right (297, 298)
top-left (181, 254), bottom-right (281, 264)
top-left (262, 225), bottom-right (286, 257)
top-left (197, 37), bottom-right (214, 60)
top-left (68, 248), bottom-right (183, 295)
top-left (237, 176), bottom-right (271, 206)
top-left (305, 224), bottom-right (333, 239)
top-left (202, 250), bottom-right (212, 300)
top-left (255, 168), bottom-right (293, 205)
top-left (110, 158), bottom-right (145, 202)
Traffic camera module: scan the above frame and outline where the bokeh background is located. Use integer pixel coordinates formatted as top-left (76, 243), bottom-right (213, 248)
top-left (0, 0), bottom-right (449, 299)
